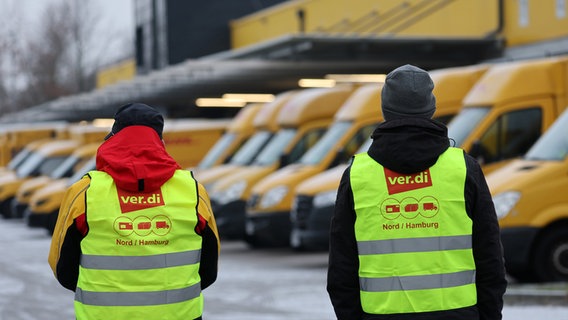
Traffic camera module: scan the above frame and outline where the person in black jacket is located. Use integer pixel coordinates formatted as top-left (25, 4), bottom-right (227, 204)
top-left (327, 64), bottom-right (507, 320)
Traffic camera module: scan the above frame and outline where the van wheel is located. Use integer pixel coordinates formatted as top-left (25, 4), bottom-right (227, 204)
top-left (0, 198), bottom-right (13, 219)
top-left (532, 226), bottom-right (568, 282)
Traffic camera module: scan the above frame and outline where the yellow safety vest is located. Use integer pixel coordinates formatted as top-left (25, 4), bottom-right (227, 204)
top-left (75, 170), bottom-right (203, 320)
top-left (350, 147), bottom-right (477, 314)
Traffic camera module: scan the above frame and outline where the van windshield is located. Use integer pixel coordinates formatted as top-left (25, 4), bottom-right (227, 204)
top-left (67, 157), bottom-right (96, 186)
top-left (16, 153), bottom-right (44, 178)
top-left (16, 154), bottom-right (68, 178)
top-left (50, 156), bottom-right (77, 179)
top-left (198, 133), bottom-right (237, 169)
top-left (525, 110), bottom-right (568, 161)
top-left (230, 131), bottom-right (272, 166)
top-left (253, 128), bottom-right (296, 166)
top-left (7, 148), bottom-right (32, 171)
top-left (447, 107), bottom-right (490, 147)
top-left (300, 121), bottom-right (351, 165)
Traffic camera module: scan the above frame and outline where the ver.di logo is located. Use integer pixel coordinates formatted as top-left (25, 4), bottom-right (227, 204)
top-left (384, 168), bottom-right (433, 195)
top-left (117, 189), bottom-right (165, 213)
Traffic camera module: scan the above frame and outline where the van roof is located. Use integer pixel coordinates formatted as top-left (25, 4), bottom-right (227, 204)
top-left (67, 124), bottom-right (111, 135)
top-left (21, 139), bottom-right (57, 151)
top-left (70, 143), bottom-right (100, 157)
top-left (37, 140), bottom-right (80, 156)
top-left (67, 124), bottom-right (111, 143)
top-left (163, 118), bottom-right (230, 132)
top-left (253, 90), bottom-right (297, 131)
top-left (277, 86), bottom-right (355, 126)
top-left (334, 83), bottom-right (383, 122)
top-left (0, 121), bottom-right (68, 134)
top-left (463, 56), bottom-right (568, 106)
top-left (226, 103), bottom-right (263, 132)
top-left (431, 64), bottom-right (490, 107)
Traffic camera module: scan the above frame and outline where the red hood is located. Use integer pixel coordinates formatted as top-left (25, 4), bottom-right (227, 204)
top-left (96, 126), bottom-right (180, 192)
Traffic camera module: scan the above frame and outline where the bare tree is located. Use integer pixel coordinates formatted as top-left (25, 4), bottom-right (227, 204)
top-left (0, 0), bottom-right (132, 114)
top-left (67, 0), bottom-right (120, 93)
top-left (0, 1), bottom-right (26, 113)
top-left (16, 1), bottom-right (74, 107)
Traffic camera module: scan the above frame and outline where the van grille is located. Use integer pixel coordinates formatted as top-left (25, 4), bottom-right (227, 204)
top-left (247, 194), bottom-right (260, 209)
top-left (291, 195), bottom-right (313, 228)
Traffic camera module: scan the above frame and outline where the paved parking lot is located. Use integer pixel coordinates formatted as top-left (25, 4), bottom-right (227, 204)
top-left (0, 219), bottom-right (566, 320)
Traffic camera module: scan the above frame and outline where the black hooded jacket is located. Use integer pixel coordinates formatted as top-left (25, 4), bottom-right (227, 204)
top-left (327, 118), bottom-right (507, 320)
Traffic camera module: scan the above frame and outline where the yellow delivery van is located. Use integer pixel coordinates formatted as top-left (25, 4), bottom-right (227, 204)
top-left (209, 85), bottom-right (356, 239)
top-left (429, 63), bottom-right (489, 124)
top-left (288, 64), bottom-right (488, 250)
top-left (27, 157), bottom-right (96, 233)
top-left (0, 139), bottom-right (80, 219)
top-left (448, 56), bottom-right (568, 174)
top-left (487, 108), bottom-right (568, 283)
top-left (245, 83), bottom-right (383, 247)
top-left (0, 122), bottom-right (68, 167)
top-left (0, 122), bottom-right (105, 185)
top-left (14, 143), bottom-right (99, 220)
top-left (1, 124), bottom-right (107, 217)
top-left (67, 123), bottom-right (111, 144)
top-left (0, 139), bottom-right (57, 178)
top-left (290, 142), bottom-right (370, 250)
top-left (194, 103), bottom-right (262, 171)
top-left (193, 91), bottom-right (297, 189)
top-left (162, 118), bottom-right (230, 168)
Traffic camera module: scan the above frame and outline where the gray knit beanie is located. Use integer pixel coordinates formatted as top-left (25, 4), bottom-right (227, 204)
top-left (381, 64), bottom-right (436, 121)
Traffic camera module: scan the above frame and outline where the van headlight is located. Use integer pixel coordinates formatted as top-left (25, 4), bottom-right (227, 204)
top-left (313, 190), bottom-right (338, 208)
top-left (212, 181), bottom-right (246, 205)
top-left (22, 189), bottom-right (34, 198)
top-left (492, 191), bottom-right (521, 219)
top-left (35, 198), bottom-right (48, 207)
top-left (260, 186), bottom-right (288, 209)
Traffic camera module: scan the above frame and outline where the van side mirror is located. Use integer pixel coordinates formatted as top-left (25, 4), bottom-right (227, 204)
top-left (279, 154), bottom-right (289, 168)
top-left (329, 148), bottom-right (347, 169)
top-left (469, 141), bottom-right (486, 165)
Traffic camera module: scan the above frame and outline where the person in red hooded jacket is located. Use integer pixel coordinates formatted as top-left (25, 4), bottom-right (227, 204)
top-left (48, 103), bottom-right (219, 320)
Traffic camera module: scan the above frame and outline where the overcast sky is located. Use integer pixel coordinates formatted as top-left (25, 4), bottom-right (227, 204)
top-left (2, 0), bottom-right (134, 30)
top-left (0, 0), bottom-right (135, 63)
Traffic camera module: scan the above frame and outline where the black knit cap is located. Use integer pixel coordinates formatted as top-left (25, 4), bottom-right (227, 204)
top-left (105, 103), bottom-right (164, 140)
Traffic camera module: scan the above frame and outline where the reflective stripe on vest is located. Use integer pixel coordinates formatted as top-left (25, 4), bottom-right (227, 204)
top-left (80, 249), bottom-right (201, 270)
top-left (76, 170), bottom-right (203, 320)
top-left (350, 147), bottom-right (477, 314)
top-left (75, 283), bottom-right (201, 306)
top-left (357, 235), bottom-right (472, 255)
top-left (360, 270), bottom-right (476, 292)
